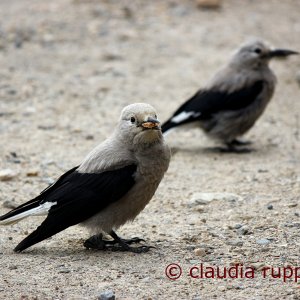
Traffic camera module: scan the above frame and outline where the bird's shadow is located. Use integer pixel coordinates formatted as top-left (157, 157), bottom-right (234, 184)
top-left (7, 239), bottom-right (157, 258)
top-left (170, 143), bottom-right (277, 156)
top-left (170, 145), bottom-right (256, 156)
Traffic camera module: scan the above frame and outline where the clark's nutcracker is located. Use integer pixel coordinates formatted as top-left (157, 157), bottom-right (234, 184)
top-left (162, 40), bottom-right (298, 151)
top-left (0, 103), bottom-right (170, 253)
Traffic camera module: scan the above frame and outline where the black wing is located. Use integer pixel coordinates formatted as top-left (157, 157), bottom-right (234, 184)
top-left (162, 80), bottom-right (265, 132)
top-left (13, 164), bottom-right (137, 252)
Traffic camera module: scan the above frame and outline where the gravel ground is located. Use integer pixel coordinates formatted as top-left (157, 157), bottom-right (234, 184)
top-left (1, 0), bottom-right (300, 299)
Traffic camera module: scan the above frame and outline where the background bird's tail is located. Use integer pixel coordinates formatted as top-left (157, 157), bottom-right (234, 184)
top-left (161, 120), bottom-right (176, 135)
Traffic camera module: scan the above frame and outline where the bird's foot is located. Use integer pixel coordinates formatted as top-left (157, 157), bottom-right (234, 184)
top-left (109, 230), bottom-right (154, 253)
top-left (84, 233), bottom-right (152, 253)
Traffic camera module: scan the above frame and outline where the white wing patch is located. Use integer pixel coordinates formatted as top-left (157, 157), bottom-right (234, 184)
top-left (171, 111), bottom-right (201, 123)
top-left (0, 201), bottom-right (57, 225)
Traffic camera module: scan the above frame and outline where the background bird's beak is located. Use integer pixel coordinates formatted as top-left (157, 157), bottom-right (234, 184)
top-left (269, 49), bottom-right (299, 58)
top-left (141, 117), bottom-right (160, 129)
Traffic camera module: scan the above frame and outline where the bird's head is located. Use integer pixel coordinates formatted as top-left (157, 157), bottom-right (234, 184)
top-left (230, 40), bottom-right (298, 70)
top-left (117, 103), bottom-right (163, 146)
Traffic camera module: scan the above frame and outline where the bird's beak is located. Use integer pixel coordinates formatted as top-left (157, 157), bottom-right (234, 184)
top-left (269, 49), bottom-right (299, 58)
top-left (141, 117), bottom-right (160, 130)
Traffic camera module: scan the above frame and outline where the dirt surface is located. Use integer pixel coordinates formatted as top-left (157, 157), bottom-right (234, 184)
top-left (1, 0), bottom-right (300, 299)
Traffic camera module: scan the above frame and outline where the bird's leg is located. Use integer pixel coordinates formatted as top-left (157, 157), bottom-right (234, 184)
top-left (106, 230), bottom-right (154, 253)
top-left (84, 233), bottom-right (106, 250)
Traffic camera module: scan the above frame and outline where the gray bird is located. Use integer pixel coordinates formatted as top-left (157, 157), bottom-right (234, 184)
top-left (162, 40), bottom-right (298, 151)
top-left (0, 103), bottom-right (170, 253)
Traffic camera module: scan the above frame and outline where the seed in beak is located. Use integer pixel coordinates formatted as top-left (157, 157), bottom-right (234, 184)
top-left (142, 122), bottom-right (159, 129)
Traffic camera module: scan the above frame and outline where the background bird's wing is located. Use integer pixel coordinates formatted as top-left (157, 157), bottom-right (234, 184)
top-left (162, 80), bottom-right (264, 131)
top-left (14, 164), bottom-right (137, 252)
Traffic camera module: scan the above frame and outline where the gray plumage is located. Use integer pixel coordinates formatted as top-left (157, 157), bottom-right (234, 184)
top-left (80, 104), bottom-right (171, 233)
top-left (0, 103), bottom-right (170, 253)
top-left (162, 40), bottom-right (298, 150)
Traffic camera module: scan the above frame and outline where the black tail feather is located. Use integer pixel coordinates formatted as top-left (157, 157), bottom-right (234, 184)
top-left (14, 219), bottom-right (67, 252)
top-left (14, 227), bottom-right (44, 252)
top-left (161, 120), bottom-right (177, 134)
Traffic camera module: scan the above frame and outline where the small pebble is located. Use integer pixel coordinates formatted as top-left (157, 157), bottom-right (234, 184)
top-left (238, 225), bottom-right (250, 235)
top-left (26, 170), bottom-right (39, 177)
top-left (102, 53), bottom-right (123, 61)
top-left (0, 169), bottom-right (18, 181)
top-left (251, 262), bottom-right (265, 270)
top-left (23, 106), bottom-right (36, 116)
top-left (295, 70), bottom-right (300, 87)
top-left (3, 199), bottom-right (18, 209)
top-left (197, 0), bottom-right (221, 9)
top-left (227, 240), bottom-right (243, 247)
top-left (196, 207), bottom-right (205, 213)
top-left (85, 135), bottom-right (94, 140)
top-left (58, 268), bottom-right (71, 274)
top-left (98, 290), bottom-right (115, 300)
top-left (256, 238), bottom-right (271, 245)
top-left (267, 204), bottom-right (273, 210)
top-left (37, 125), bottom-right (56, 130)
top-left (194, 248), bottom-right (206, 256)
top-left (8, 152), bottom-right (21, 164)
top-left (234, 224), bottom-right (242, 229)
top-left (186, 245), bottom-right (195, 250)
top-left (189, 192), bottom-right (240, 207)
top-left (7, 89), bottom-right (17, 95)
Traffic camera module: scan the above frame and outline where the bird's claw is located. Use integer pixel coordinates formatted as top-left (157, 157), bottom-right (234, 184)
top-left (122, 237), bottom-right (146, 244)
top-left (84, 234), bottom-right (152, 253)
top-left (93, 236), bottom-right (145, 245)
top-left (128, 245), bottom-right (155, 253)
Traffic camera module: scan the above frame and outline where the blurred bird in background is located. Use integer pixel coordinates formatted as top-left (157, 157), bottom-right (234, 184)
top-left (162, 40), bottom-right (298, 152)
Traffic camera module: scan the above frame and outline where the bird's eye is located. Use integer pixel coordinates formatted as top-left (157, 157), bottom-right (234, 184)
top-left (254, 48), bottom-right (262, 54)
top-left (130, 117), bottom-right (136, 123)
